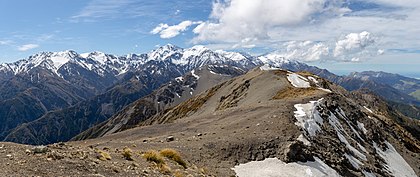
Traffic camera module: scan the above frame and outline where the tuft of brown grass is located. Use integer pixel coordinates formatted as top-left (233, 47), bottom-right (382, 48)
top-left (122, 147), bottom-right (133, 161)
top-left (273, 87), bottom-right (321, 100)
top-left (143, 150), bottom-right (165, 165)
top-left (160, 148), bottom-right (187, 168)
top-left (273, 70), bottom-right (288, 76)
top-left (159, 164), bottom-right (172, 174)
top-left (96, 149), bottom-right (111, 161)
top-left (174, 170), bottom-right (185, 177)
top-left (296, 71), bottom-right (315, 77)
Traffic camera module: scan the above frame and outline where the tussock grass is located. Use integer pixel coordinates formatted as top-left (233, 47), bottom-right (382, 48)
top-left (273, 87), bottom-right (321, 100)
top-left (122, 147), bottom-right (133, 160)
top-left (96, 149), bottom-right (111, 161)
top-left (174, 170), bottom-right (185, 177)
top-left (143, 150), bottom-right (165, 165)
top-left (160, 148), bottom-right (187, 168)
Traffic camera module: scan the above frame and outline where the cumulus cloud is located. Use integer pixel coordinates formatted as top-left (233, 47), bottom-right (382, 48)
top-left (333, 31), bottom-right (378, 60)
top-left (273, 31), bottom-right (382, 62)
top-left (17, 44), bottom-right (39, 51)
top-left (281, 41), bottom-right (330, 62)
top-left (151, 21), bottom-right (202, 39)
top-left (192, 0), bottom-right (349, 44)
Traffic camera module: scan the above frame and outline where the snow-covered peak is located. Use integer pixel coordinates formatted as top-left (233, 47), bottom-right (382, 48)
top-left (26, 50), bottom-right (80, 71)
top-left (187, 45), bottom-right (209, 54)
top-left (148, 44), bottom-right (183, 61)
top-left (258, 53), bottom-right (295, 66)
top-left (215, 50), bottom-right (248, 61)
top-left (84, 51), bottom-right (110, 65)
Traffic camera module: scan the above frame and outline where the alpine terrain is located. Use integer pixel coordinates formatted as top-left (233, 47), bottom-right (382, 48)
top-left (0, 44), bottom-right (418, 177)
top-left (0, 65), bottom-right (418, 177)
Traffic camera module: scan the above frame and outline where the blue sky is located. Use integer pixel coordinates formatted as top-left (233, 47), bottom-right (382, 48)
top-left (0, 0), bottom-right (419, 77)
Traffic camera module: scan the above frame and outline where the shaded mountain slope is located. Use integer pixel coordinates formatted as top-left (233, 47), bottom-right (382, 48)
top-left (73, 65), bottom-right (244, 140)
top-left (4, 61), bottom-right (185, 145)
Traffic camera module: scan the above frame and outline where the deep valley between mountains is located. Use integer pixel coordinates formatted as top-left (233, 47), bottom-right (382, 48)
top-left (0, 45), bottom-right (419, 177)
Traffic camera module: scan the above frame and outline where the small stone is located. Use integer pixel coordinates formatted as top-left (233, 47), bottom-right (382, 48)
top-left (25, 149), bottom-right (31, 154)
top-left (32, 146), bottom-right (48, 154)
top-left (132, 162), bottom-right (139, 167)
top-left (166, 136), bottom-right (175, 142)
top-left (197, 133), bottom-right (202, 137)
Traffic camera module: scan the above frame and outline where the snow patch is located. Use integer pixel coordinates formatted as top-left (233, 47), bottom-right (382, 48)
top-left (344, 153), bottom-right (363, 169)
top-left (49, 56), bottom-right (70, 70)
top-left (328, 110), bottom-right (367, 161)
top-left (357, 121), bottom-right (368, 134)
top-left (293, 98), bottom-right (323, 137)
top-left (308, 76), bottom-right (319, 84)
top-left (259, 64), bottom-right (280, 71)
top-left (362, 170), bottom-right (376, 177)
top-left (363, 106), bottom-right (373, 113)
top-left (287, 73), bottom-right (310, 88)
top-left (175, 76), bottom-right (183, 82)
top-left (191, 69), bottom-right (200, 79)
top-left (233, 157), bottom-right (340, 177)
top-left (297, 134), bottom-right (311, 146)
top-left (374, 141), bottom-right (416, 177)
top-left (318, 88), bottom-right (332, 93)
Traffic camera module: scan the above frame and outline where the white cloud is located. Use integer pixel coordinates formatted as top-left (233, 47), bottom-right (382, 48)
top-left (333, 31), bottom-right (377, 58)
top-left (17, 44), bottom-right (39, 51)
top-left (273, 31), bottom-right (381, 62)
top-left (151, 21), bottom-right (202, 39)
top-left (192, 0), bottom-right (348, 43)
top-left (282, 41), bottom-right (330, 62)
top-left (72, 0), bottom-right (133, 19)
top-left (151, 23), bottom-right (169, 34)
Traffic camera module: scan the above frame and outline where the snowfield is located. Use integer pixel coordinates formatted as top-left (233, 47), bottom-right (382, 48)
top-left (287, 73), bottom-right (311, 88)
top-left (374, 141), bottom-right (417, 177)
top-left (233, 157), bottom-right (340, 177)
top-left (293, 99), bottom-right (323, 137)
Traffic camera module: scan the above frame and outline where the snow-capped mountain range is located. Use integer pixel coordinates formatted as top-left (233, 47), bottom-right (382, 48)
top-left (0, 44), bottom-right (304, 79)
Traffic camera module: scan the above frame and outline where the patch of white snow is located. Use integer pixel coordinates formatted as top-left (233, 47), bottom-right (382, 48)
top-left (293, 99), bottom-right (324, 137)
top-left (374, 141), bottom-right (416, 177)
top-left (308, 76), bottom-right (319, 84)
top-left (233, 157), bottom-right (341, 177)
top-left (357, 121), bottom-right (368, 134)
top-left (287, 73), bottom-right (311, 88)
top-left (191, 69), bottom-right (200, 79)
top-left (363, 106), bottom-right (373, 113)
top-left (259, 64), bottom-right (280, 71)
top-left (344, 153), bottom-right (363, 169)
top-left (297, 134), bottom-right (311, 146)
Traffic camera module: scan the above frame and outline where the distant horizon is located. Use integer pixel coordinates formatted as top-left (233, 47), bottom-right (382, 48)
top-left (1, 44), bottom-right (418, 80)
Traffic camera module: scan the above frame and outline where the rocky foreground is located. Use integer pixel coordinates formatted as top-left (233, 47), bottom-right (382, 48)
top-left (0, 142), bottom-right (207, 177)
